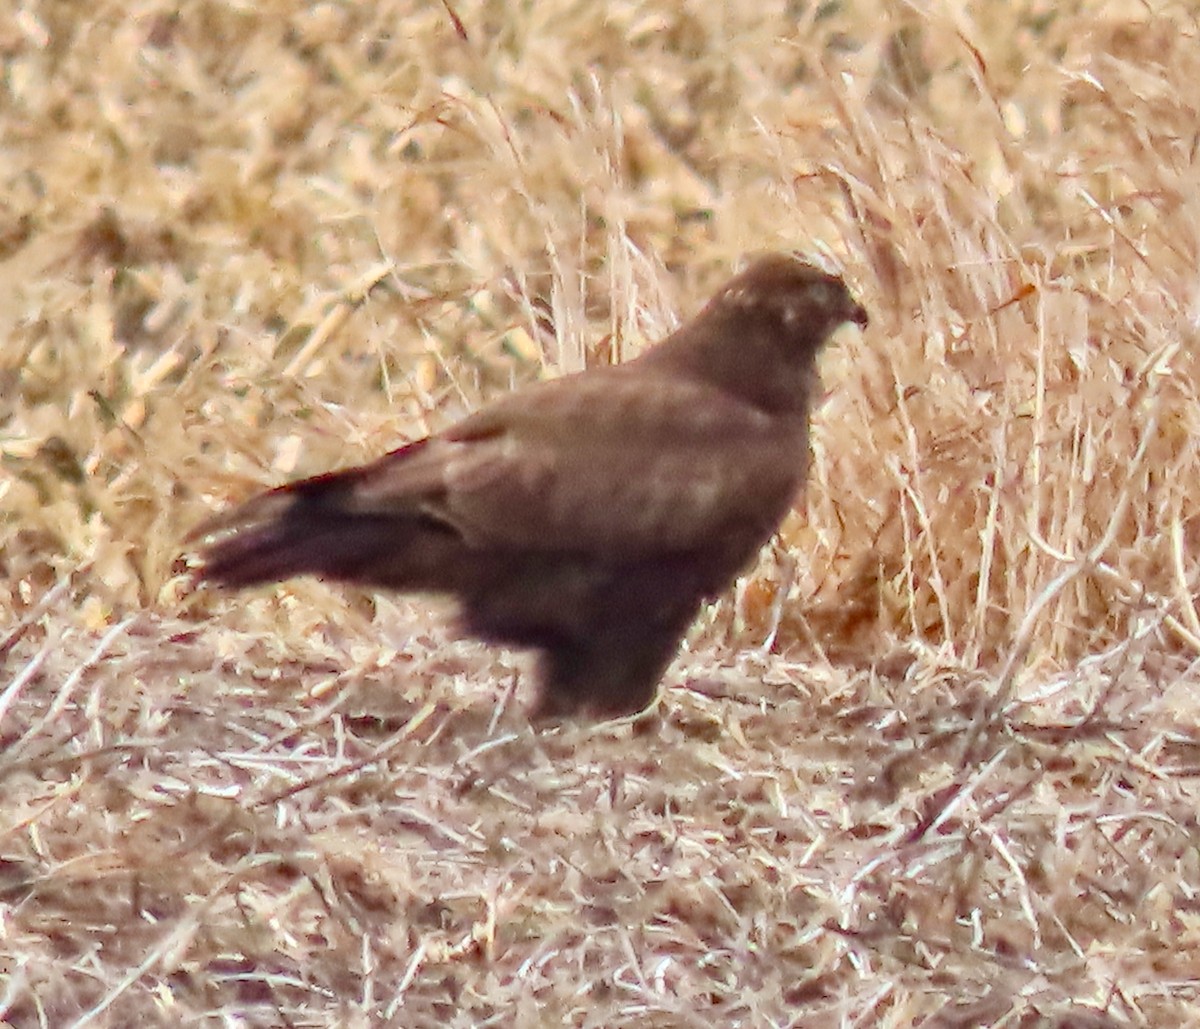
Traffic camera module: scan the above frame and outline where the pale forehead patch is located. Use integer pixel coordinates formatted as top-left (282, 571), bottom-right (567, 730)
top-left (722, 278), bottom-right (837, 321)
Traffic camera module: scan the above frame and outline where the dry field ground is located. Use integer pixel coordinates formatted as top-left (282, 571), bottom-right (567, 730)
top-left (4, 1), bottom-right (1200, 1025)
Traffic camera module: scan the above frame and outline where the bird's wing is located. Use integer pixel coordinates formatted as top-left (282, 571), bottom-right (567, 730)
top-left (344, 370), bottom-right (809, 558)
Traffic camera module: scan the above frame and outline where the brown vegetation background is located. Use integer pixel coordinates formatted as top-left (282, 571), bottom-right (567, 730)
top-left (3, 1), bottom-right (1200, 1025)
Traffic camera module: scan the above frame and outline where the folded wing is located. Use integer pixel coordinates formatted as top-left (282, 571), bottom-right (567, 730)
top-left (344, 368), bottom-right (808, 561)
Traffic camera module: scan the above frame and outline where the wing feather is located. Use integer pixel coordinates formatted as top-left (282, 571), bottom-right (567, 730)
top-left (344, 369), bottom-right (808, 557)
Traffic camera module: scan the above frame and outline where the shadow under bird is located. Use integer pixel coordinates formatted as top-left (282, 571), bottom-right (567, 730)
top-left (188, 253), bottom-right (868, 720)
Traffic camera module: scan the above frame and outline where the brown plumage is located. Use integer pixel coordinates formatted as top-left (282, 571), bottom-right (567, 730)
top-left (188, 254), bottom-right (868, 719)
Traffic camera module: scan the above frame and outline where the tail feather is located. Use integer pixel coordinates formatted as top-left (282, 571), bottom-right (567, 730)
top-left (198, 511), bottom-right (411, 587)
top-left (189, 468), bottom-right (463, 591)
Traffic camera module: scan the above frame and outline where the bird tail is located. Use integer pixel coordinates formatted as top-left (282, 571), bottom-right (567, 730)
top-left (187, 458), bottom-right (460, 590)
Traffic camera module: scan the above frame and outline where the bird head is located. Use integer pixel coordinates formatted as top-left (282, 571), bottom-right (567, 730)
top-left (639, 253), bottom-right (868, 415)
top-left (717, 253), bottom-right (868, 348)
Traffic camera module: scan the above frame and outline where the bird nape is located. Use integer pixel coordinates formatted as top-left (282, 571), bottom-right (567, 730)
top-left (188, 253), bottom-right (868, 721)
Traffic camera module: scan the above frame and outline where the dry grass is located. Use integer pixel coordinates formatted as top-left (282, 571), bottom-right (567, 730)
top-left (3, 0), bottom-right (1200, 1025)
